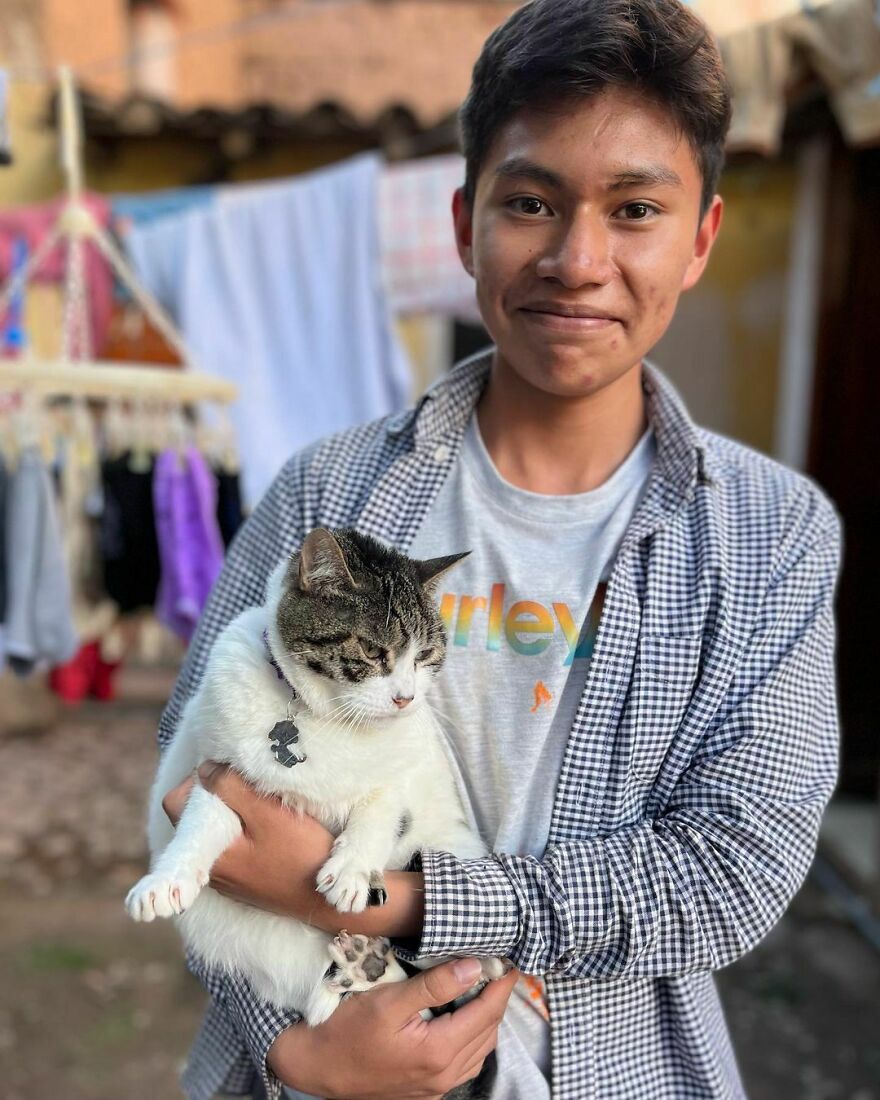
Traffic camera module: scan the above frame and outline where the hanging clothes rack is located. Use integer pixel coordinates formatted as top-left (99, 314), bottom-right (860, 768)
top-left (0, 65), bottom-right (237, 406)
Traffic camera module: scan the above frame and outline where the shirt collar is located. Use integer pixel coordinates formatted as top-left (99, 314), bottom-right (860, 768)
top-left (387, 348), bottom-right (720, 501)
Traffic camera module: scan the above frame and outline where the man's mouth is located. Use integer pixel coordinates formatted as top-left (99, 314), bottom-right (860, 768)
top-left (519, 303), bottom-right (621, 331)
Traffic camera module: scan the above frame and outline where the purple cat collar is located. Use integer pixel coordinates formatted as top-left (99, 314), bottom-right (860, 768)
top-left (262, 628), bottom-right (297, 695)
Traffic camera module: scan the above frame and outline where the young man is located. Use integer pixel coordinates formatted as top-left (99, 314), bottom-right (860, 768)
top-left (159, 1), bottom-right (843, 1097)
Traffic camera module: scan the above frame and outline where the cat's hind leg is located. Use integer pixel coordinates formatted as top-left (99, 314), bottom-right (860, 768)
top-left (299, 933), bottom-right (407, 1027)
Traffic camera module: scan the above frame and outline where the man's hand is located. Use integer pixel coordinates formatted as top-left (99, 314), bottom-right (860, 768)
top-left (162, 764), bottom-right (425, 937)
top-left (268, 956), bottom-right (519, 1099)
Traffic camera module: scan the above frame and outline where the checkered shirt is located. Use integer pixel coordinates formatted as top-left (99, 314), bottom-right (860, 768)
top-left (159, 351), bottom-right (843, 1100)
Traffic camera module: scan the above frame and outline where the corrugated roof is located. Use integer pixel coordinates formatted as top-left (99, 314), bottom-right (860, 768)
top-left (79, 1), bottom-right (518, 139)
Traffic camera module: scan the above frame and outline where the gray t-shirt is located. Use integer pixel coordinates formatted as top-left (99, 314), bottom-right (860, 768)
top-left (409, 413), bottom-right (656, 1098)
top-left (284, 413), bottom-right (655, 1100)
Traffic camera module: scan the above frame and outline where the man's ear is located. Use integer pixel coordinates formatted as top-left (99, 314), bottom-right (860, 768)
top-left (452, 187), bottom-right (475, 277)
top-left (682, 194), bottom-right (723, 292)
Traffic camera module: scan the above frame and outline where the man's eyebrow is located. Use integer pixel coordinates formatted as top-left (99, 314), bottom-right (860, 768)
top-left (607, 166), bottom-right (684, 191)
top-left (493, 157), bottom-right (565, 190)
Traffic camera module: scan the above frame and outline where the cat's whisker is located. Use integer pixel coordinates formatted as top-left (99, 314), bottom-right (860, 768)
top-left (316, 701), bottom-right (360, 731)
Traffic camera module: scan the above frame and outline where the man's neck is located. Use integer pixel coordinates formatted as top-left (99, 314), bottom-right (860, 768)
top-left (476, 356), bottom-right (648, 495)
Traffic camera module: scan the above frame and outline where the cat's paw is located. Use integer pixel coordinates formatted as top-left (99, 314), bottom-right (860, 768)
top-left (316, 851), bottom-right (383, 913)
top-left (480, 957), bottom-right (514, 981)
top-left (125, 869), bottom-right (208, 921)
top-left (324, 931), bottom-right (396, 993)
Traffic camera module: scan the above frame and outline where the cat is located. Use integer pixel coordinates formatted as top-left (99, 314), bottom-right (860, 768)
top-left (126, 526), bottom-right (508, 1032)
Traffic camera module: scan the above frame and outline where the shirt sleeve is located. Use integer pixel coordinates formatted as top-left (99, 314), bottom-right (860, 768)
top-left (156, 449), bottom-right (316, 1100)
top-left (414, 496), bottom-right (843, 981)
top-left (184, 950), bottom-right (299, 1100)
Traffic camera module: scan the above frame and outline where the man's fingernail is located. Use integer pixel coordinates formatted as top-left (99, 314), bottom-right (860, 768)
top-left (198, 762), bottom-right (220, 783)
top-left (453, 958), bottom-right (482, 983)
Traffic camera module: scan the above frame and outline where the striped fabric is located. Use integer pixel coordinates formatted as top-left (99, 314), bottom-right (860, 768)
top-left (160, 350), bottom-right (842, 1100)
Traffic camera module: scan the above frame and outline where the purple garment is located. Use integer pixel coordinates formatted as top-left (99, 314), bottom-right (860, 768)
top-left (153, 447), bottom-right (225, 642)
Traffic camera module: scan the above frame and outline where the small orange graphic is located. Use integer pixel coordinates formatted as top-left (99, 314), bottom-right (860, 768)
top-left (519, 974), bottom-right (551, 1021)
top-left (530, 681), bottom-right (553, 713)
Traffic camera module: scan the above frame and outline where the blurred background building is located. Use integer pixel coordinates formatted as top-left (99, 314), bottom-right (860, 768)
top-left (0, 1), bottom-right (878, 1097)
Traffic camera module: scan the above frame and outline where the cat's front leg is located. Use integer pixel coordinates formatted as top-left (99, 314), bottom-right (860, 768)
top-left (316, 794), bottom-right (401, 913)
top-left (126, 782), bottom-right (242, 920)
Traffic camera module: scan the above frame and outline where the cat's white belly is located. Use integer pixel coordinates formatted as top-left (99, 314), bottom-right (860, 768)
top-left (178, 887), bottom-right (333, 1012)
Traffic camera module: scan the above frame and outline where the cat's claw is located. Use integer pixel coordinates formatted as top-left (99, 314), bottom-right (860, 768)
top-left (125, 869), bottom-right (208, 921)
top-left (368, 870), bottom-right (388, 907)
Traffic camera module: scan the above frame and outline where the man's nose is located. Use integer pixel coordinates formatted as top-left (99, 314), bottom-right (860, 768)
top-left (392, 695), bottom-right (414, 709)
top-left (535, 212), bottom-right (613, 288)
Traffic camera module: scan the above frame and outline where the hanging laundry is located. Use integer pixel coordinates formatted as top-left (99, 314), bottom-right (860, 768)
top-left (379, 154), bottom-right (480, 321)
top-left (1, 236), bottom-right (27, 355)
top-left (787, 0), bottom-right (880, 147)
top-left (49, 639), bottom-right (122, 704)
top-left (111, 184), bottom-right (216, 233)
top-left (215, 466), bottom-right (244, 548)
top-left (2, 446), bottom-right (78, 675)
top-left (126, 152), bottom-right (411, 506)
top-left (99, 452), bottom-right (161, 614)
top-left (721, 20), bottom-right (793, 154)
top-left (0, 452), bottom-right (7, 659)
top-left (0, 193), bottom-right (114, 357)
top-left (49, 405), bottom-right (122, 703)
top-left (153, 446), bottom-right (225, 642)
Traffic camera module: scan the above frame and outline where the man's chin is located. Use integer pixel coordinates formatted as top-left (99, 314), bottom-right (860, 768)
top-left (496, 349), bottom-right (638, 401)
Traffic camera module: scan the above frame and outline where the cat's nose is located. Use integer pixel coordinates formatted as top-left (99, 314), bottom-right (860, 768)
top-left (392, 695), bottom-right (414, 709)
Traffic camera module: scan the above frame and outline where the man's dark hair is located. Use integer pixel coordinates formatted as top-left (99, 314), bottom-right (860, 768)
top-left (459, 0), bottom-right (732, 218)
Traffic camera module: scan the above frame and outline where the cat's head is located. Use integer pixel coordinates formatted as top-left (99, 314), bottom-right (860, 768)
top-left (265, 527), bottom-right (467, 724)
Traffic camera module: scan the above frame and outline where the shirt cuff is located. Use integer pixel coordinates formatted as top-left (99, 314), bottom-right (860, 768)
top-left (415, 848), bottom-right (523, 960)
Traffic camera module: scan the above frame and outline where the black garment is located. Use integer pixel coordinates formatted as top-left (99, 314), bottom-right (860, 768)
top-left (100, 453), bottom-right (160, 613)
top-left (215, 468), bottom-right (245, 548)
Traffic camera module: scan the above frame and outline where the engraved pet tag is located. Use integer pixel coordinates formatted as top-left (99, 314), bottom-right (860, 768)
top-left (268, 719), bottom-right (306, 767)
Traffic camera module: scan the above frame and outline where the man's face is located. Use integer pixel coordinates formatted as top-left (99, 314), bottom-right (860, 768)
top-left (453, 87), bottom-right (723, 400)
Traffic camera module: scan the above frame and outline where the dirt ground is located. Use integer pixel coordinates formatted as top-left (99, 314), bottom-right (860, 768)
top-left (1, 663), bottom-right (878, 1100)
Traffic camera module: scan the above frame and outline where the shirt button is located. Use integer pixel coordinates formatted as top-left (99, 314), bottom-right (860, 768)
top-left (433, 443), bottom-right (450, 463)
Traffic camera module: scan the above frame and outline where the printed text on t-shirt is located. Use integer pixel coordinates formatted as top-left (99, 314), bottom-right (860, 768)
top-left (438, 582), bottom-right (606, 666)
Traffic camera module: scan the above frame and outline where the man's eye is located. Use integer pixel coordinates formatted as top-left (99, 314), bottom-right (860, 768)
top-left (359, 640), bottom-right (382, 660)
top-left (618, 202), bottom-right (656, 221)
top-left (509, 196), bottom-right (551, 217)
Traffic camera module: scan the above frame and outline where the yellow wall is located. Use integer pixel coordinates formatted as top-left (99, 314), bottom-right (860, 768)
top-left (0, 81), bottom-right (64, 205)
top-left (652, 156), bottom-right (798, 455)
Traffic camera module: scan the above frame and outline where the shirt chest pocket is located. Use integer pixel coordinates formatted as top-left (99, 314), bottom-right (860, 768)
top-left (627, 633), bottom-right (703, 782)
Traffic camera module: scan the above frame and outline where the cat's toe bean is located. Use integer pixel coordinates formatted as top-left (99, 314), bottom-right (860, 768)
top-left (325, 931), bottom-right (395, 989)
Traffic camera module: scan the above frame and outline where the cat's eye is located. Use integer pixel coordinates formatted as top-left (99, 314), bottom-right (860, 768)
top-left (416, 648), bottom-right (433, 663)
top-left (359, 639), bottom-right (382, 660)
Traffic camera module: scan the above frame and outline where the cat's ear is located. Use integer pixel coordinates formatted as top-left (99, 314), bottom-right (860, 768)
top-left (415, 551), bottom-right (470, 593)
top-left (293, 528), bottom-right (357, 594)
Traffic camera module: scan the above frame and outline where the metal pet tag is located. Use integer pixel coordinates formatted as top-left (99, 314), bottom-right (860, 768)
top-left (268, 719), bottom-right (306, 768)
